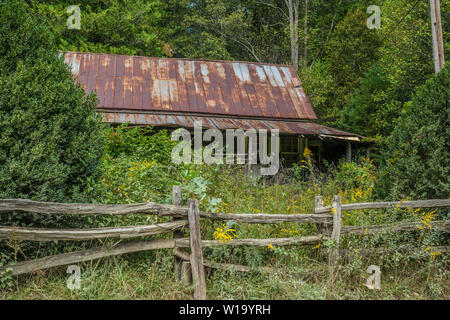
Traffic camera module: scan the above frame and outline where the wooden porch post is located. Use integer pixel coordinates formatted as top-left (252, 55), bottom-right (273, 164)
top-left (346, 142), bottom-right (352, 162)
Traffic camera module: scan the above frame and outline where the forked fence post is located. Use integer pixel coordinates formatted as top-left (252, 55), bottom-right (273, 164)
top-left (329, 195), bottom-right (342, 265)
top-left (315, 196), bottom-right (330, 236)
top-left (172, 186), bottom-right (184, 280)
top-left (187, 198), bottom-right (207, 300)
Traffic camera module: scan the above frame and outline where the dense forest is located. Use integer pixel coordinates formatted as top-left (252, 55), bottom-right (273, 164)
top-left (0, 0), bottom-right (449, 300)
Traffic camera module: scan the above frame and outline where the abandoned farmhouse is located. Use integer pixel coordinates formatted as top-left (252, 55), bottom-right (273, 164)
top-left (64, 52), bottom-right (363, 167)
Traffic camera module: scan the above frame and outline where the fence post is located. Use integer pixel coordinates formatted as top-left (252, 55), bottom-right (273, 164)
top-left (314, 196), bottom-right (330, 236)
top-left (187, 198), bottom-right (207, 300)
top-left (172, 186), bottom-right (183, 280)
top-left (181, 261), bottom-right (192, 285)
top-left (330, 195), bottom-right (342, 265)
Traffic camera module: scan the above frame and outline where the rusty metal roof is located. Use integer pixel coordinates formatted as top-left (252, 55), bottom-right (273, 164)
top-left (100, 112), bottom-right (362, 140)
top-left (64, 52), bottom-right (317, 120)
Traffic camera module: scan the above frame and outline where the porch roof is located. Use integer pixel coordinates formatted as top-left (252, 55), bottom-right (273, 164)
top-left (101, 112), bottom-right (363, 141)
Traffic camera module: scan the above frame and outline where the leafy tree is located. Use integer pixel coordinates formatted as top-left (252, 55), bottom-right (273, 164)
top-left (339, 64), bottom-right (393, 137)
top-left (298, 59), bottom-right (339, 124)
top-left (0, 0), bottom-right (104, 227)
top-left (163, 0), bottom-right (253, 60)
top-left (30, 0), bottom-right (167, 56)
top-left (323, 8), bottom-right (382, 123)
top-left (338, 0), bottom-right (445, 165)
top-left (377, 64), bottom-right (449, 200)
top-left (339, 0), bottom-right (440, 140)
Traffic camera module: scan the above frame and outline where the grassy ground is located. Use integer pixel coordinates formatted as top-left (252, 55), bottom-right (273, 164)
top-left (1, 244), bottom-right (448, 300)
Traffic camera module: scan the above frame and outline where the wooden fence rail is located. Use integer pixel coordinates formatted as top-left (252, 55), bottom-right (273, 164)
top-left (0, 189), bottom-right (449, 299)
top-left (0, 199), bottom-right (331, 224)
top-left (3, 236), bottom-right (327, 277)
top-left (314, 199), bottom-right (450, 214)
top-left (0, 199), bottom-right (187, 216)
top-left (341, 220), bottom-right (450, 235)
top-left (0, 220), bottom-right (188, 241)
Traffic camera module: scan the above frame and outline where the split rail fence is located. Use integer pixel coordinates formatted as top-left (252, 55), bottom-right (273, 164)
top-left (0, 186), bottom-right (449, 299)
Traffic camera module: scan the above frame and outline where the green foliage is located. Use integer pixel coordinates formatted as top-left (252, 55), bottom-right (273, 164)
top-left (298, 60), bottom-right (339, 125)
top-left (0, 0), bottom-right (104, 208)
top-left (94, 156), bottom-right (174, 205)
top-left (334, 159), bottom-right (377, 193)
top-left (324, 8), bottom-right (382, 96)
top-left (92, 125), bottom-right (177, 204)
top-left (0, 251), bottom-right (13, 290)
top-left (339, 0), bottom-right (441, 145)
top-left (378, 64), bottom-right (450, 200)
top-left (104, 125), bottom-right (176, 164)
top-left (32, 0), bottom-right (167, 56)
top-left (93, 125), bottom-right (227, 213)
top-left (162, 0), bottom-right (253, 60)
top-left (339, 64), bottom-right (393, 139)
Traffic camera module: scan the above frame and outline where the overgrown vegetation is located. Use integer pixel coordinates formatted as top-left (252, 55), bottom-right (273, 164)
top-left (1, 124), bottom-right (448, 299)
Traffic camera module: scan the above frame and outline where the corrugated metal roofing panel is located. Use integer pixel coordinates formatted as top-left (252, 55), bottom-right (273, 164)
top-left (64, 52), bottom-right (317, 120)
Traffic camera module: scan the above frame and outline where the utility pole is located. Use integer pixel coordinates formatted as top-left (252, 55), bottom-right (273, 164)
top-left (429, 0), bottom-right (445, 73)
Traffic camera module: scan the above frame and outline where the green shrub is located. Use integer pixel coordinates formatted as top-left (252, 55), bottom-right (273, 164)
top-left (378, 64), bottom-right (450, 200)
top-left (334, 159), bottom-right (377, 195)
top-left (0, 0), bottom-right (105, 229)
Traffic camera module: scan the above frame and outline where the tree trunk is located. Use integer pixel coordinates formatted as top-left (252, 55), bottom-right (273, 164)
top-left (285, 0), bottom-right (300, 71)
top-left (304, 0), bottom-right (308, 66)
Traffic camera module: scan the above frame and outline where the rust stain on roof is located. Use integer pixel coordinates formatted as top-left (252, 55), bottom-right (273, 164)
top-left (64, 52), bottom-right (317, 120)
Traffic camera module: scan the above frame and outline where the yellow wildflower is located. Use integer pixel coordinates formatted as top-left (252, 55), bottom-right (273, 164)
top-left (303, 147), bottom-right (313, 158)
top-left (213, 224), bottom-right (237, 243)
top-left (431, 251), bottom-right (442, 261)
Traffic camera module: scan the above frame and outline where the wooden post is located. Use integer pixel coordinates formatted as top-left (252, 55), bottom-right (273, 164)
top-left (346, 142), bottom-right (352, 162)
top-left (248, 135), bottom-right (251, 173)
top-left (330, 195), bottom-right (342, 265)
top-left (430, 0), bottom-right (445, 73)
top-left (314, 196), bottom-right (330, 236)
top-left (172, 186), bottom-right (184, 280)
top-left (187, 199), bottom-right (207, 300)
top-left (181, 261), bottom-right (192, 285)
